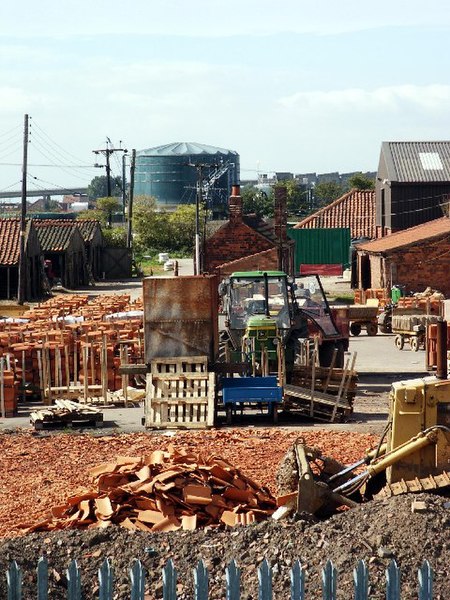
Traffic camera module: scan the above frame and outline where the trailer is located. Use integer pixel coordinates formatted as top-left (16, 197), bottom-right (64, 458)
top-left (346, 302), bottom-right (379, 336)
top-left (392, 313), bottom-right (440, 352)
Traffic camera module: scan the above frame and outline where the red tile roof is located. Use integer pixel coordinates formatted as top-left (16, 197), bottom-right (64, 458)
top-left (356, 216), bottom-right (450, 253)
top-left (293, 189), bottom-right (376, 239)
top-left (0, 218), bottom-right (21, 265)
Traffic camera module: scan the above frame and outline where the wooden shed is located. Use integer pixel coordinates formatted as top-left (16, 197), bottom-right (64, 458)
top-left (376, 141), bottom-right (450, 235)
top-left (33, 220), bottom-right (88, 288)
top-left (355, 217), bottom-right (450, 296)
top-left (75, 219), bottom-right (104, 279)
top-left (0, 219), bottom-right (43, 300)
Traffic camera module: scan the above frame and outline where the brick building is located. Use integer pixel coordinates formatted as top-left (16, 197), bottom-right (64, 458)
top-left (203, 186), bottom-right (295, 276)
top-left (355, 216), bottom-right (450, 296)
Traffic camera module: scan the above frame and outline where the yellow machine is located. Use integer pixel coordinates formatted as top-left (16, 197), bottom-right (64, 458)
top-left (293, 375), bottom-right (450, 516)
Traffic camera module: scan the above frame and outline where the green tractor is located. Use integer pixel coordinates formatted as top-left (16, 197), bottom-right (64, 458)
top-left (218, 270), bottom-right (347, 378)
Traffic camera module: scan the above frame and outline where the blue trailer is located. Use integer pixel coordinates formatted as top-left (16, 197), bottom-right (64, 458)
top-left (221, 375), bottom-right (283, 424)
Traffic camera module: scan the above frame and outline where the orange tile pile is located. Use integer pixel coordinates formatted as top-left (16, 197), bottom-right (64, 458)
top-left (26, 446), bottom-right (277, 533)
top-left (0, 429), bottom-right (378, 539)
top-left (0, 294), bottom-right (144, 413)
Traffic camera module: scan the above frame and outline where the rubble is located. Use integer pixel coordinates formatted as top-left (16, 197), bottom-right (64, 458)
top-left (24, 447), bottom-right (277, 533)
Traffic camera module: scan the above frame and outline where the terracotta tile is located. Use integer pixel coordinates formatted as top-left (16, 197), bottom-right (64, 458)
top-left (137, 509), bottom-right (165, 524)
top-left (183, 484), bottom-right (212, 505)
top-left (181, 514), bottom-right (197, 531)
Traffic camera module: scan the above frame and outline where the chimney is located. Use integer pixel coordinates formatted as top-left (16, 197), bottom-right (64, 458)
top-left (274, 186), bottom-right (287, 242)
top-left (228, 184), bottom-right (242, 223)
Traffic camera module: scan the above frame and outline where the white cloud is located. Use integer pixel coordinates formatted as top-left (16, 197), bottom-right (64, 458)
top-left (279, 85), bottom-right (450, 115)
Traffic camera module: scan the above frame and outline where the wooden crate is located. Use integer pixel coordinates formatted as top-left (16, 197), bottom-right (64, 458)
top-left (144, 356), bottom-right (215, 429)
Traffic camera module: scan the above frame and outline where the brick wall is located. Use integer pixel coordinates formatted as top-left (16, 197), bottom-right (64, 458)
top-left (204, 221), bottom-right (274, 272)
top-left (364, 234), bottom-right (450, 296)
top-left (216, 248), bottom-right (279, 279)
top-left (388, 235), bottom-right (450, 296)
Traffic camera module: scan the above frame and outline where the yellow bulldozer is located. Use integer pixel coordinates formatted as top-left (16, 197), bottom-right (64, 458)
top-left (290, 374), bottom-right (450, 518)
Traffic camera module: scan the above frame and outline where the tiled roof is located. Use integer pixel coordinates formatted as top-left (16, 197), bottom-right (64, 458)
top-left (356, 216), bottom-right (450, 253)
top-left (382, 141), bottom-right (450, 183)
top-left (293, 189), bottom-right (376, 239)
top-left (33, 219), bottom-right (78, 252)
top-left (0, 218), bottom-right (21, 265)
top-left (75, 219), bottom-right (102, 242)
top-left (243, 214), bottom-right (278, 244)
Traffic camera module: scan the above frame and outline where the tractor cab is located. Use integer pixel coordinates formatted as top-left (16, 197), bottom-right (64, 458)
top-left (223, 271), bottom-right (292, 337)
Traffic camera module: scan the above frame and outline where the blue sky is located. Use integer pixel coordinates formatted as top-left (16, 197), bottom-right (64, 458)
top-left (1, 0), bottom-right (450, 194)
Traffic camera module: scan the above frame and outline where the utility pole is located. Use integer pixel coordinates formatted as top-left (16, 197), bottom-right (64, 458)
top-left (127, 149), bottom-right (136, 250)
top-left (17, 114), bottom-right (29, 305)
top-left (122, 152), bottom-right (128, 222)
top-left (92, 139), bottom-right (127, 197)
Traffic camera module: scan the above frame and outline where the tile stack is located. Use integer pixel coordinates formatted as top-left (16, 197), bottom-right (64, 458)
top-left (26, 447), bottom-right (277, 532)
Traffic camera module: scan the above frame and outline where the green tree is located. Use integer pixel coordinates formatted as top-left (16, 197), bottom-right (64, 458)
top-left (347, 173), bottom-right (375, 190)
top-left (87, 175), bottom-right (123, 200)
top-left (242, 185), bottom-right (274, 218)
top-left (313, 182), bottom-right (344, 206)
top-left (77, 196), bottom-right (121, 227)
top-left (102, 227), bottom-right (127, 248)
top-left (274, 180), bottom-right (311, 215)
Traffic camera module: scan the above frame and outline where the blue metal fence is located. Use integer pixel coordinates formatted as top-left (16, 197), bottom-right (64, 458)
top-left (5, 556), bottom-right (434, 599)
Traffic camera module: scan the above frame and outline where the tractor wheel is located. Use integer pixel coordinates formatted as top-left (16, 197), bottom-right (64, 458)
top-left (350, 322), bottom-right (362, 336)
top-left (319, 342), bottom-right (345, 369)
top-left (410, 336), bottom-right (420, 352)
top-left (366, 323), bottom-right (378, 336)
top-left (395, 335), bottom-right (404, 350)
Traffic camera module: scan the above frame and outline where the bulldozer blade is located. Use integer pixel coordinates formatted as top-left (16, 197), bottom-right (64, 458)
top-left (294, 443), bottom-right (358, 518)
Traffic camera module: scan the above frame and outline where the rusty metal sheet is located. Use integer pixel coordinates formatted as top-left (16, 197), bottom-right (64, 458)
top-left (143, 275), bottom-right (219, 363)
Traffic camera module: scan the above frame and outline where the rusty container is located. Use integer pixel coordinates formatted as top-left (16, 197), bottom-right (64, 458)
top-left (143, 275), bottom-right (219, 363)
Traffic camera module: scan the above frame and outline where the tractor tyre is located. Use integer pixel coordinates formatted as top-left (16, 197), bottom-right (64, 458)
top-left (366, 323), bottom-right (378, 336)
top-left (350, 322), bottom-right (362, 336)
top-left (319, 342), bottom-right (345, 369)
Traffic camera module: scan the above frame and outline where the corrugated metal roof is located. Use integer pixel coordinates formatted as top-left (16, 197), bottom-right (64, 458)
top-left (356, 216), bottom-right (450, 253)
top-left (34, 220), bottom-right (77, 252)
top-left (0, 218), bottom-right (21, 265)
top-left (137, 142), bottom-right (238, 157)
top-left (293, 189), bottom-right (376, 239)
top-left (382, 141), bottom-right (450, 182)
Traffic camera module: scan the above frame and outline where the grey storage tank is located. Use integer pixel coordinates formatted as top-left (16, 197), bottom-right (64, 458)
top-left (134, 142), bottom-right (240, 215)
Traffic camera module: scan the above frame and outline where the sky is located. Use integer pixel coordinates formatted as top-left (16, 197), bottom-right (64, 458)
top-left (1, 0), bottom-right (450, 195)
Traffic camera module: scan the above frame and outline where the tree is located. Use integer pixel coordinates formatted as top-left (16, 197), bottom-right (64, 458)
top-left (77, 196), bottom-right (121, 227)
top-left (241, 185), bottom-right (274, 218)
top-left (347, 173), bottom-right (375, 190)
top-left (313, 182), bottom-right (344, 206)
top-left (87, 175), bottom-right (123, 200)
top-left (274, 180), bottom-right (310, 215)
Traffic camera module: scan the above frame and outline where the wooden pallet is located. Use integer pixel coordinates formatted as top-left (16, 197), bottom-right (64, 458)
top-left (30, 399), bottom-right (103, 430)
top-left (144, 357), bottom-right (215, 429)
top-left (283, 384), bottom-right (352, 422)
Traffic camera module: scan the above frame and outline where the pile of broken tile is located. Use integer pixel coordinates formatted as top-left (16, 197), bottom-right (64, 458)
top-left (27, 446), bottom-right (278, 533)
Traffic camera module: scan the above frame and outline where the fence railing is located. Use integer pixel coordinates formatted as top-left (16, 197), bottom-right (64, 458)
top-left (5, 556), bottom-right (434, 599)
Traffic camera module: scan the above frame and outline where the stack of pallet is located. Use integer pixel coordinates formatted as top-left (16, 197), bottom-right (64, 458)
top-left (0, 294), bottom-right (145, 414)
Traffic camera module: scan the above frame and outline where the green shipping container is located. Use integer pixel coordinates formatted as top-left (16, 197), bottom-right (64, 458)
top-left (287, 228), bottom-right (351, 274)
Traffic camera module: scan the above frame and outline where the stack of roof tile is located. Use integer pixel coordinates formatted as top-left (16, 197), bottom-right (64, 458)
top-left (27, 447), bottom-right (277, 533)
